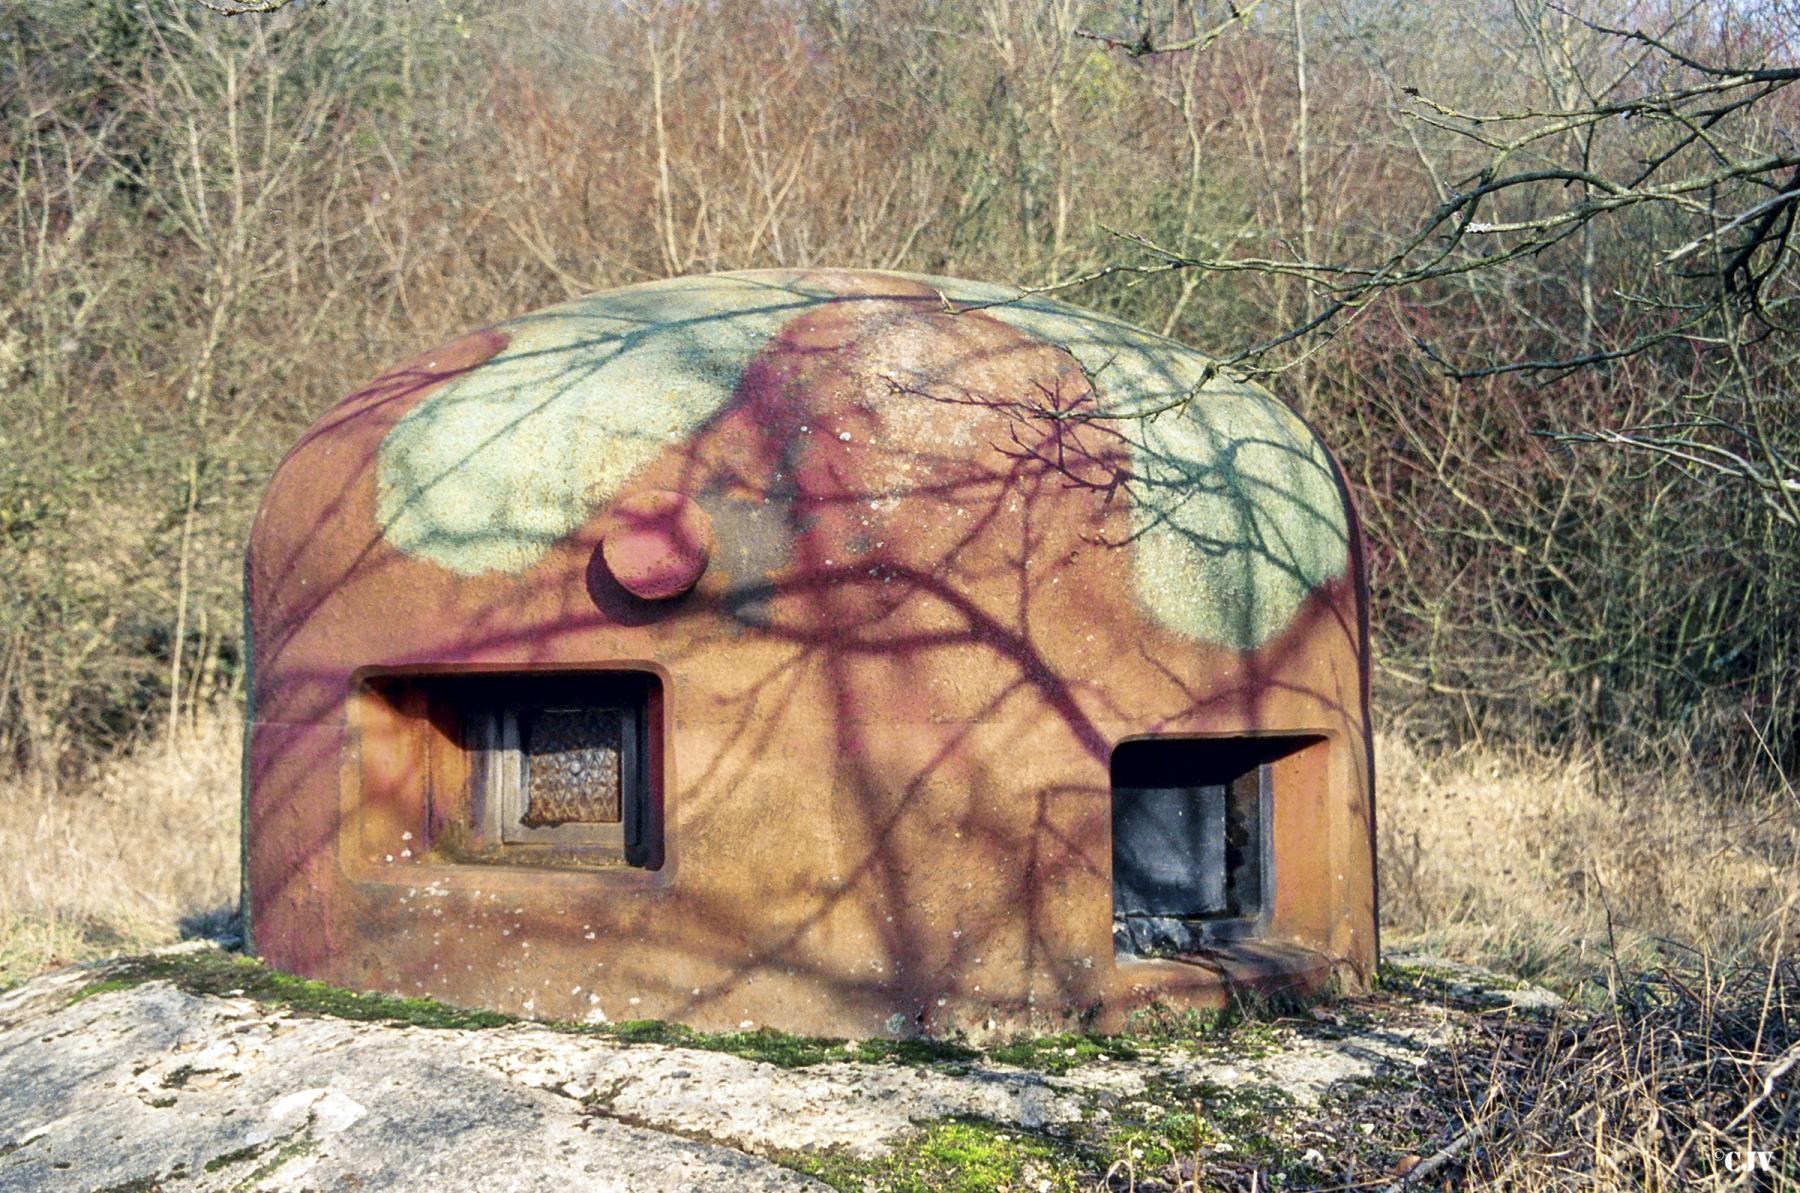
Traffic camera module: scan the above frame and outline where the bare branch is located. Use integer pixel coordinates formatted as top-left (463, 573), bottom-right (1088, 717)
top-left (1076, 1), bottom-right (1264, 59)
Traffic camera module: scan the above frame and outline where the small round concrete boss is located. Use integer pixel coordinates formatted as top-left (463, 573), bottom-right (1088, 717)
top-left (601, 490), bottom-right (712, 600)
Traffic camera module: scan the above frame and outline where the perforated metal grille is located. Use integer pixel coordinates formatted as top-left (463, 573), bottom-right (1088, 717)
top-left (521, 707), bottom-right (623, 825)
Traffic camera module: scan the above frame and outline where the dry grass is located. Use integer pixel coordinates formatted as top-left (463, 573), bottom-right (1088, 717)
top-left (0, 710), bottom-right (239, 987)
top-left (1432, 958), bottom-right (1800, 1190)
top-left (1376, 731), bottom-right (1800, 990)
top-left (1376, 732), bottom-right (1800, 1189)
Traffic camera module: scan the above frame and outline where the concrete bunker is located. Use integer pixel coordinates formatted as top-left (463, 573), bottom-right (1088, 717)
top-left (245, 268), bottom-right (1375, 1037)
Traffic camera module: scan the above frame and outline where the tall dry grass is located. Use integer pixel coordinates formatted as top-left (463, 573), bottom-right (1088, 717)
top-left (1376, 731), bottom-right (1800, 993)
top-left (1436, 958), bottom-right (1800, 1189)
top-left (1367, 735), bottom-right (1800, 1187)
top-left (0, 710), bottom-right (239, 985)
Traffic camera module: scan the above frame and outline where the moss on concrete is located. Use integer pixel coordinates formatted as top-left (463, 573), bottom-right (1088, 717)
top-left (773, 1077), bottom-right (1322, 1192)
top-left (32, 949), bottom-right (1480, 1190)
top-left (227, 1135), bottom-right (316, 1192)
top-left (158, 1063), bottom-right (210, 1089)
top-left (63, 975), bottom-right (138, 1005)
top-left (779, 1117), bottom-right (1090, 1193)
top-left (63, 947), bottom-right (1331, 1084)
top-left (985, 1031), bottom-right (1140, 1074)
top-left (67, 950), bottom-right (513, 1030)
top-left (605, 1017), bottom-right (978, 1069)
top-left (92, 1173), bottom-right (187, 1193)
top-left (202, 1142), bottom-right (266, 1173)
top-left (60, 950), bottom-right (988, 1069)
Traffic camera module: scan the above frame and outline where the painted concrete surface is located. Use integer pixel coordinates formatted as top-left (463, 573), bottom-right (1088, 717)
top-left (245, 269), bottom-right (1375, 1035)
top-left (374, 270), bottom-right (1347, 649)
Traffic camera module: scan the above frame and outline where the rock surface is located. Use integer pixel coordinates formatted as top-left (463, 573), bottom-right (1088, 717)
top-left (0, 948), bottom-right (1556, 1191)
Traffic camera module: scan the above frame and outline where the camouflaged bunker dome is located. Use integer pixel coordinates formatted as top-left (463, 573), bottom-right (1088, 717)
top-left (245, 268), bottom-right (1375, 1037)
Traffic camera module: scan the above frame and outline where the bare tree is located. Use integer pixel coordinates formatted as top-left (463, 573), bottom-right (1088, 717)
top-left (1082, 2), bottom-right (1799, 527)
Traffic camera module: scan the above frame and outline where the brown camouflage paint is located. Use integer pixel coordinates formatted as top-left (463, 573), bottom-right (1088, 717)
top-left (245, 269), bottom-right (1375, 1037)
top-left (601, 490), bottom-right (713, 601)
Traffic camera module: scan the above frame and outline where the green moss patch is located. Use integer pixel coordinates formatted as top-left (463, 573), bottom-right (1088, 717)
top-left (159, 1063), bottom-right (211, 1089)
top-left (202, 1142), bottom-right (266, 1173)
top-left (46, 949), bottom-right (1471, 1189)
top-left (93, 1175), bottom-right (182, 1193)
top-left (226, 1135), bottom-right (316, 1192)
top-left (774, 1079), bottom-right (1332, 1192)
top-left (985, 1032), bottom-right (1140, 1074)
top-left (66, 951), bottom-right (513, 1031)
top-left (65, 948), bottom-right (1351, 1081)
top-left (1103, 1082), bottom-right (1273, 1168)
top-left (780, 1118), bottom-right (1090, 1193)
top-left (64, 975), bottom-right (138, 1004)
top-left (606, 1018), bottom-right (978, 1069)
top-left (62, 948), bottom-right (1363, 1094)
top-left (59, 950), bottom-right (986, 1069)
